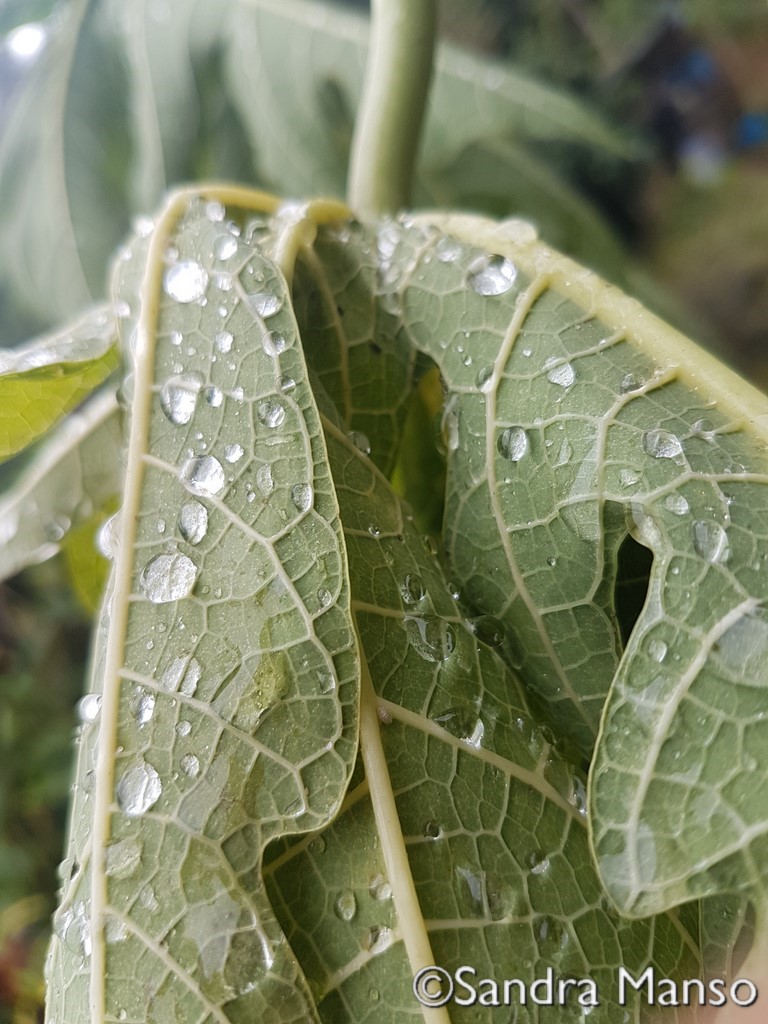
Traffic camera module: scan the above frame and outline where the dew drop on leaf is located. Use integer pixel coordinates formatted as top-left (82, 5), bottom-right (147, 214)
top-left (369, 875), bottom-right (392, 901)
top-left (692, 520), bottom-right (730, 563)
top-left (665, 493), bottom-right (690, 516)
top-left (163, 260), bottom-right (208, 303)
top-left (116, 761), bottom-right (162, 816)
top-left (400, 574), bottom-right (426, 605)
top-left (423, 821), bottom-right (442, 840)
top-left (213, 234), bottom-right (237, 261)
top-left (278, 375), bottom-right (296, 393)
top-left (205, 386), bottom-right (223, 408)
top-left (247, 292), bottom-right (283, 318)
top-left (469, 615), bottom-right (505, 648)
top-left (140, 553), bottom-right (197, 604)
top-left (642, 429), bottom-right (683, 460)
top-left (262, 331), bottom-right (286, 356)
top-left (334, 891), bottom-right (357, 921)
top-left (180, 753), bottom-right (200, 778)
top-left (133, 690), bottom-right (155, 724)
top-left (256, 464), bottom-right (274, 496)
top-left (348, 430), bottom-right (371, 455)
top-left (76, 693), bottom-right (101, 724)
top-left (160, 374), bottom-right (203, 425)
top-left (467, 254), bottom-right (517, 295)
top-left (257, 400), bottom-right (286, 429)
top-left (620, 373), bottom-right (645, 393)
top-left (215, 330), bottom-right (233, 353)
top-left (497, 426), bottom-right (529, 462)
top-left (647, 638), bottom-right (668, 663)
top-left (475, 364), bottom-right (494, 392)
top-left (180, 455), bottom-right (226, 497)
top-left (105, 837), bottom-right (142, 879)
top-left (545, 358), bottom-right (576, 388)
top-left (290, 483), bottom-right (313, 512)
top-left (224, 443), bottom-right (244, 464)
top-left (178, 500), bottom-right (209, 545)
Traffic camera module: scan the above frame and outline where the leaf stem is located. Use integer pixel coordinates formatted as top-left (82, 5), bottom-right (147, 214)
top-left (347, 0), bottom-right (437, 216)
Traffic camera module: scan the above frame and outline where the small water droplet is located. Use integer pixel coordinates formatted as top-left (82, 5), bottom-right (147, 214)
top-left (213, 234), bottom-right (237, 260)
top-left (665, 494), bottom-right (690, 516)
top-left (278, 375), bottom-right (296, 393)
top-left (317, 587), bottom-right (332, 608)
top-left (77, 694), bottom-right (102, 724)
top-left (619, 468), bottom-right (640, 487)
top-left (117, 761), bottom-right (162, 816)
top-left (547, 556), bottom-right (557, 568)
top-left (400, 574), bottom-right (426, 605)
top-left (467, 254), bottom-right (517, 295)
top-left (334, 891), bottom-right (357, 921)
top-left (256, 464), bottom-right (274, 496)
top-left (133, 690), bottom-right (155, 724)
top-left (545, 358), bottom-right (575, 388)
top-left (475, 364), bottom-right (494, 392)
top-left (368, 523), bottom-right (381, 537)
top-left (224, 442), bottom-right (244, 463)
top-left (643, 429), bottom-right (684, 461)
top-left (180, 455), bottom-right (226, 497)
top-left (215, 330), bottom-right (233, 353)
top-left (105, 837), bottom-right (142, 878)
top-left (497, 426), bottom-right (529, 462)
top-left (691, 418), bottom-right (716, 440)
top-left (348, 430), bottom-right (371, 455)
top-left (423, 820), bottom-right (442, 840)
top-left (180, 753), bottom-right (200, 778)
top-left (369, 875), bottom-right (392, 902)
top-left (247, 292), bottom-right (283, 318)
top-left (469, 615), bottom-right (505, 648)
top-left (436, 236), bottom-right (462, 262)
top-left (178, 500), bottom-right (209, 545)
top-left (140, 553), bottom-right (197, 603)
top-left (257, 400), bottom-right (286, 429)
top-left (648, 638), bottom-right (668, 663)
top-left (405, 617), bottom-right (456, 662)
top-left (291, 483), bottom-right (313, 512)
top-left (160, 373), bottom-right (203, 424)
top-left (176, 719), bottom-right (192, 737)
top-left (692, 520), bottom-right (729, 563)
top-left (204, 386), bottom-right (223, 408)
top-left (364, 926), bottom-right (393, 954)
top-left (262, 331), bottom-right (286, 357)
top-left (620, 373), bottom-right (645, 393)
top-left (529, 851), bottom-right (550, 876)
top-left (164, 260), bottom-right (208, 303)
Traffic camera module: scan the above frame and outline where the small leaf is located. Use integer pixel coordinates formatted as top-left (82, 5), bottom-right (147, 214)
top-left (0, 307), bottom-right (118, 462)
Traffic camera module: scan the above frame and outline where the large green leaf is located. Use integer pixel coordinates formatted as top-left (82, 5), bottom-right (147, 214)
top-left (0, 306), bottom-right (118, 461)
top-left (45, 193), bottom-right (359, 1023)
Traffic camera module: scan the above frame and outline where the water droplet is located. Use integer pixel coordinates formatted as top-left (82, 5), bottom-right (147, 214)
top-left (317, 587), bottom-right (332, 608)
top-left (529, 851), bottom-right (550, 876)
top-left (348, 430), bottom-right (371, 455)
top-left (692, 520), bottom-right (729, 563)
top-left (619, 468), bottom-right (640, 487)
top-left (180, 455), bottom-right (226, 497)
top-left (648, 638), bottom-right (668, 663)
top-left (467, 254), bottom-right (517, 295)
top-left (224, 443), bottom-right (244, 463)
top-left (176, 719), bottom-right (192, 737)
top-left (133, 690), bottom-right (155, 724)
top-left (180, 753), bottom-right (200, 778)
top-left (140, 553), bottom-right (197, 603)
top-left (278, 375), bottom-right (296, 393)
top-left (56, 901), bottom-right (91, 957)
top-left (368, 523), bottom-right (382, 537)
top-left (692, 418), bottom-right (716, 440)
top-left (262, 331), bottom-right (286, 357)
top-left (164, 260), bottom-right (208, 303)
top-left (256, 464), bottom-right (274, 495)
top-left (290, 482), bottom-right (313, 512)
top-left (547, 556), bottom-right (557, 568)
top-left (159, 372), bottom-right (202, 423)
top-left (400, 574), bottom-right (426, 605)
top-left (423, 821), bottom-right (442, 840)
top-left (469, 615), bottom-right (505, 648)
top-left (215, 330), bottom-right (233, 353)
top-left (257, 400), bottom-right (285, 429)
top-left (665, 494), bottom-right (690, 516)
top-left (213, 234), bottom-right (237, 261)
top-left (369, 875), bottom-right (392, 901)
top-left (247, 292), bottom-right (282, 318)
top-left (117, 761), bottom-right (162, 816)
top-left (365, 926), bottom-right (393, 954)
top-left (202, 385), bottom-right (222, 408)
top-left (334, 891), bottom-right (357, 921)
top-left (178, 500), bottom-right (209, 545)
top-left (545, 358), bottom-right (575, 388)
top-left (620, 373), bottom-right (645, 393)
top-left (105, 837), bottom-right (142, 878)
top-left (436, 236), bottom-right (462, 262)
top-left (77, 694), bottom-right (102, 724)
top-left (643, 429), bottom-right (683, 461)
top-left (405, 617), bottom-right (456, 662)
top-left (318, 671), bottom-right (336, 694)
top-left (475, 364), bottom-right (494, 392)
top-left (497, 426), bottom-right (529, 462)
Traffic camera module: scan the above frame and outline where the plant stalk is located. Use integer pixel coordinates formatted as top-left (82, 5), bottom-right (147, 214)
top-left (347, 0), bottom-right (437, 216)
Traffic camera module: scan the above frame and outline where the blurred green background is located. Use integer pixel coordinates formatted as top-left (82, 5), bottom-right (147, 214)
top-left (1, 0), bottom-right (767, 1020)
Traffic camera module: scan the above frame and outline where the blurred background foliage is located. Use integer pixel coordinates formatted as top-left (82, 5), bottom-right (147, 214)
top-left (0, 0), bottom-right (767, 1019)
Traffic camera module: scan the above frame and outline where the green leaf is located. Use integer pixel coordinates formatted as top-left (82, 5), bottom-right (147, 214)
top-left (0, 307), bottom-right (118, 461)
top-left (0, 389), bottom-right (122, 583)
top-left (45, 194), bottom-right (359, 1023)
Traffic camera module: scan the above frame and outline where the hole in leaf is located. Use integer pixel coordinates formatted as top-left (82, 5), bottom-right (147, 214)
top-left (614, 531), bottom-right (653, 646)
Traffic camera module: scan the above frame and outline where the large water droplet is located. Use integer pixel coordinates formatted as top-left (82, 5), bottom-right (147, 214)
top-left (164, 260), bottom-right (208, 303)
top-left (665, 493), bottom-right (690, 516)
top-left (257, 400), bottom-right (286, 429)
top-left (140, 553), bottom-right (197, 603)
top-left (545, 358), bottom-right (575, 388)
top-left (77, 693), bottom-right (102, 724)
top-left (404, 616), bottom-right (456, 662)
top-left (290, 483), bottom-right (313, 512)
top-left (467, 254), bottom-right (517, 295)
top-left (643, 429), bottom-right (683, 461)
top-left (262, 331), bottom-right (286, 357)
top-left (692, 520), bottom-right (729, 563)
top-left (117, 761), bottom-right (162, 816)
top-left (160, 374), bottom-right (202, 425)
top-left (178, 500), bottom-right (209, 545)
top-left (247, 292), bottom-right (283, 318)
top-left (334, 891), bottom-right (357, 921)
top-left (497, 426), bottom-right (529, 462)
top-left (180, 455), bottom-right (226, 497)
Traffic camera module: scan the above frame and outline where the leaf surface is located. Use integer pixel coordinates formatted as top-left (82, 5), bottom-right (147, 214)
top-left (45, 193), bottom-right (359, 1024)
top-left (0, 307), bottom-right (118, 461)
